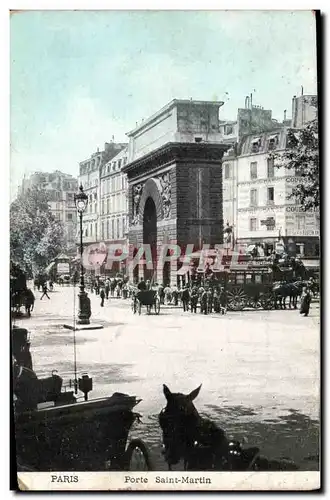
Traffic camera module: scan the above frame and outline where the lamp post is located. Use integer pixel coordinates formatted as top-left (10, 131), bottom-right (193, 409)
top-left (74, 185), bottom-right (91, 325)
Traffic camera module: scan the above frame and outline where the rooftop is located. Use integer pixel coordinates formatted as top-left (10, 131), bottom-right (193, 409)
top-left (126, 98), bottom-right (224, 137)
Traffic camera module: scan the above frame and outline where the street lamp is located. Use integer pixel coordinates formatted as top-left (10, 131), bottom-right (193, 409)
top-left (74, 185), bottom-right (91, 325)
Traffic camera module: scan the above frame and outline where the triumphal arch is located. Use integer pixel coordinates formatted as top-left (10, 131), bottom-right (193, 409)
top-left (123, 99), bottom-right (229, 285)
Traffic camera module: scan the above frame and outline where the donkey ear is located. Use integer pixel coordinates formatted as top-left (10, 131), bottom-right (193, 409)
top-left (163, 384), bottom-right (172, 401)
top-left (188, 384), bottom-right (202, 401)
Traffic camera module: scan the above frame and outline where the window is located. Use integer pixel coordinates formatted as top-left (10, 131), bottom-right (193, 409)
top-left (111, 219), bottom-right (115, 239)
top-left (224, 163), bottom-right (231, 179)
top-left (236, 274), bottom-right (244, 284)
top-left (67, 213), bottom-right (73, 221)
top-left (107, 219), bottom-right (110, 239)
top-left (225, 125), bottom-right (233, 135)
top-left (250, 162), bottom-right (258, 180)
top-left (249, 218), bottom-right (257, 231)
top-left (297, 215), bottom-right (306, 230)
top-left (116, 219), bottom-right (120, 239)
top-left (122, 217), bottom-right (126, 236)
top-left (267, 187), bottom-right (274, 204)
top-left (118, 159), bottom-right (122, 170)
top-left (251, 138), bottom-right (261, 153)
top-left (267, 158), bottom-right (275, 178)
top-left (255, 275), bottom-right (262, 284)
top-left (95, 223), bottom-right (97, 239)
top-left (107, 198), bottom-right (110, 214)
top-left (268, 135), bottom-right (278, 151)
top-left (250, 188), bottom-right (258, 206)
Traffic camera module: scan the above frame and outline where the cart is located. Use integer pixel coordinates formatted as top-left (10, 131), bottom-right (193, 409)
top-left (15, 392), bottom-right (153, 471)
top-left (131, 289), bottom-right (160, 315)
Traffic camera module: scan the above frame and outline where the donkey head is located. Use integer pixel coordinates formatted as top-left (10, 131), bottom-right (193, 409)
top-left (159, 384), bottom-right (202, 467)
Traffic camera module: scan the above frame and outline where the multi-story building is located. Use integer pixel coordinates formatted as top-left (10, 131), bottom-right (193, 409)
top-left (222, 93), bottom-right (319, 258)
top-left (78, 141), bottom-right (127, 246)
top-left (99, 146), bottom-right (129, 275)
top-left (18, 171), bottom-right (78, 248)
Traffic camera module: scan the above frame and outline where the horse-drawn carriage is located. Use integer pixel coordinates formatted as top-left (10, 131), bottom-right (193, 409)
top-left (131, 289), bottom-right (161, 315)
top-left (12, 326), bottom-right (153, 472)
top-left (213, 258), bottom-right (309, 311)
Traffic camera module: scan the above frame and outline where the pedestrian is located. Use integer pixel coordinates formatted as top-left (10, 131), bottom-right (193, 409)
top-left (172, 284), bottom-right (179, 306)
top-left (105, 278), bottom-right (110, 299)
top-left (49, 279), bottom-right (54, 291)
top-left (213, 289), bottom-right (220, 313)
top-left (181, 285), bottom-right (190, 312)
top-left (300, 287), bottom-right (312, 317)
top-left (95, 278), bottom-right (100, 295)
top-left (219, 287), bottom-right (227, 315)
top-left (190, 287), bottom-right (198, 313)
top-left (158, 283), bottom-right (165, 305)
top-left (200, 289), bottom-right (208, 315)
top-left (164, 285), bottom-right (171, 305)
top-left (100, 288), bottom-right (105, 307)
top-left (138, 277), bottom-right (147, 291)
top-left (40, 282), bottom-right (50, 300)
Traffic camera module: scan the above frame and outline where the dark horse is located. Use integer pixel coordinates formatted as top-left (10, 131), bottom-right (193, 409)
top-left (159, 384), bottom-right (299, 471)
top-left (273, 280), bottom-right (305, 309)
top-left (158, 384), bottom-right (263, 471)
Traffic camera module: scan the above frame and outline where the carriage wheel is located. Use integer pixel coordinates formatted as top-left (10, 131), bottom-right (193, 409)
top-left (260, 293), bottom-right (274, 310)
top-left (154, 297), bottom-right (160, 315)
top-left (227, 288), bottom-right (247, 311)
top-left (247, 297), bottom-right (261, 309)
top-left (124, 439), bottom-right (153, 471)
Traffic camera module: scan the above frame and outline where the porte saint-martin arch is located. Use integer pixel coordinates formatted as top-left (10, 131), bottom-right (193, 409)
top-left (122, 99), bottom-right (229, 286)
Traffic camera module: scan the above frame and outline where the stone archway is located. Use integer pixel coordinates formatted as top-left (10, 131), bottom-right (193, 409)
top-left (143, 197), bottom-right (157, 282)
top-left (138, 178), bottom-right (163, 282)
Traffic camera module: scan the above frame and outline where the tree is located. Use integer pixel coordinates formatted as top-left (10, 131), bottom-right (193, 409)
top-left (10, 186), bottom-right (66, 276)
top-left (270, 119), bottom-right (319, 211)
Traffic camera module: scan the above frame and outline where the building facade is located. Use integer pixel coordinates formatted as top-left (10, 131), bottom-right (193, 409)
top-left (223, 126), bottom-right (319, 258)
top-left (99, 146), bottom-right (129, 275)
top-left (19, 171), bottom-right (78, 249)
top-left (78, 141), bottom-right (127, 246)
top-left (124, 99), bottom-right (229, 285)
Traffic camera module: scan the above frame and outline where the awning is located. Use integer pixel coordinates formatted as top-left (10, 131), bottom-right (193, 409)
top-left (269, 134), bottom-right (278, 140)
top-left (252, 137), bottom-right (260, 143)
top-left (44, 262), bottom-right (55, 274)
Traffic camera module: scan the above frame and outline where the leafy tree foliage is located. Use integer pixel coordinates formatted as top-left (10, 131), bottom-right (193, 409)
top-left (270, 119), bottom-right (319, 211)
top-left (10, 186), bottom-right (66, 276)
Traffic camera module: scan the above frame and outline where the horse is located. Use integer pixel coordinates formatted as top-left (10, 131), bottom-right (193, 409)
top-left (158, 384), bottom-right (299, 472)
top-left (273, 281), bottom-right (300, 309)
top-left (159, 384), bottom-right (229, 471)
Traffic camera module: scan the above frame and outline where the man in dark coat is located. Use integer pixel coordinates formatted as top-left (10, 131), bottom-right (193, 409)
top-left (300, 287), bottom-right (312, 317)
top-left (181, 285), bottom-right (190, 312)
top-left (40, 282), bottom-right (50, 300)
top-left (200, 289), bottom-right (208, 315)
top-left (100, 288), bottom-right (105, 307)
top-left (190, 287), bottom-right (198, 313)
top-left (138, 277), bottom-right (147, 291)
top-left (219, 287), bottom-right (227, 315)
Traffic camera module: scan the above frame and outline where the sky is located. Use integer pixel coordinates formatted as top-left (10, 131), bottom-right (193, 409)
top-left (10, 10), bottom-right (318, 198)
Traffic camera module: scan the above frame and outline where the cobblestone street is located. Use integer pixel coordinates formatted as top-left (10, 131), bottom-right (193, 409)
top-left (15, 284), bottom-right (320, 471)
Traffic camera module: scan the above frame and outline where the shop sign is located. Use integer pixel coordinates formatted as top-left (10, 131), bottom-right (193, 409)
top-left (285, 206), bottom-right (319, 213)
top-left (289, 230), bottom-right (320, 236)
top-left (57, 263), bottom-right (70, 274)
